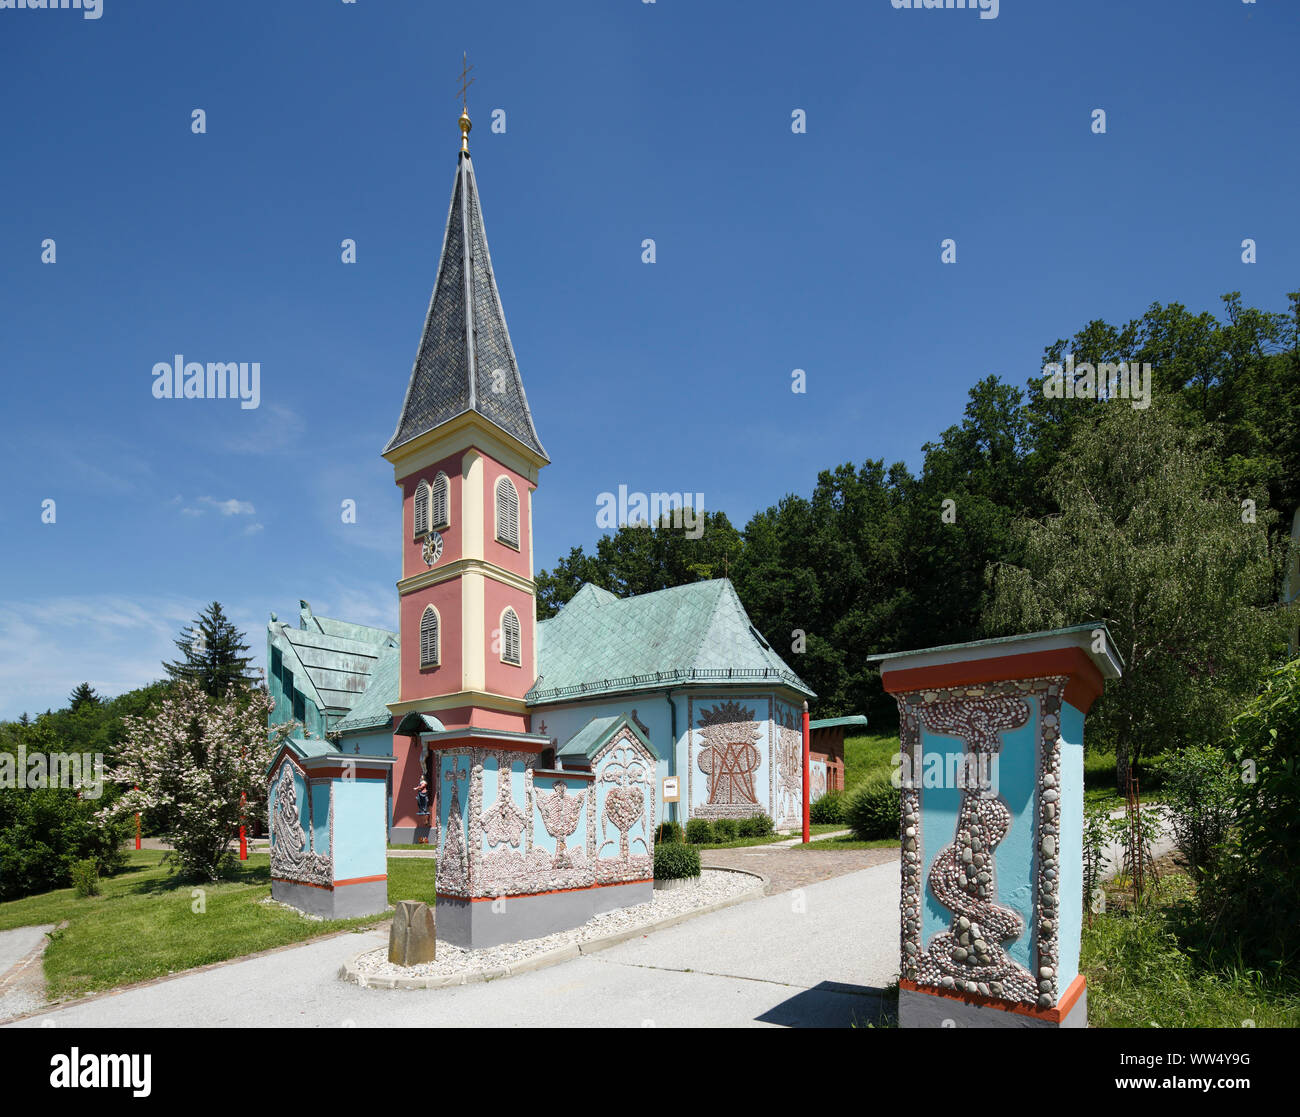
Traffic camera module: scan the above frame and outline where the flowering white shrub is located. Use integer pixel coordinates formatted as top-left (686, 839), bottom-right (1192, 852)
top-left (100, 683), bottom-right (294, 881)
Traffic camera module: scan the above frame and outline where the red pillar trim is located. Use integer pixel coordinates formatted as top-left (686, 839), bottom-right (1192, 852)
top-left (879, 647), bottom-right (1105, 713)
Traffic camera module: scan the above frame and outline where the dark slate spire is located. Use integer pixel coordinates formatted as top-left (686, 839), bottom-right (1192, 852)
top-left (385, 131), bottom-right (547, 460)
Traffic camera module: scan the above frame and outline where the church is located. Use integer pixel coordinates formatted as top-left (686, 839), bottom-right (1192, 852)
top-left (264, 101), bottom-right (815, 946)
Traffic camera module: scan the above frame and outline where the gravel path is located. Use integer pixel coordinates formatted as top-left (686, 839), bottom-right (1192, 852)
top-left (352, 869), bottom-right (757, 981)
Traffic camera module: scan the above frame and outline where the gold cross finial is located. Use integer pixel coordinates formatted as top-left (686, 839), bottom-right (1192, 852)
top-left (458, 52), bottom-right (475, 111)
top-left (457, 52), bottom-right (474, 152)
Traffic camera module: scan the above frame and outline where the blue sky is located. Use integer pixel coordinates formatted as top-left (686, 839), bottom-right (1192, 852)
top-left (0, 0), bottom-right (1296, 718)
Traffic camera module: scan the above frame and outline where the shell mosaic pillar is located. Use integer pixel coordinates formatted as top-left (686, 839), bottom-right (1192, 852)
top-left (871, 624), bottom-right (1121, 1029)
top-left (267, 746), bottom-right (395, 919)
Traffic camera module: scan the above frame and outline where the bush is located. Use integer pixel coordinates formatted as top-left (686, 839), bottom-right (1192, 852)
top-left (1156, 745), bottom-right (1235, 882)
top-left (655, 820), bottom-right (682, 845)
top-left (711, 817), bottom-right (738, 842)
top-left (846, 777), bottom-right (900, 841)
top-left (71, 858), bottom-right (100, 898)
top-left (685, 818), bottom-right (712, 844)
top-left (810, 789), bottom-right (845, 825)
top-left (1200, 658), bottom-right (1300, 965)
top-left (0, 783), bottom-right (127, 903)
top-left (739, 813), bottom-right (774, 838)
top-left (654, 841), bottom-right (701, 881)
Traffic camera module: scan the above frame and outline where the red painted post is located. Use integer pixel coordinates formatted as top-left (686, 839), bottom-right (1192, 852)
top-left (802, 700), bottom-right (811, 844)
top-left (239, 790), bottom-right (248, 860)
top-left (134, 784), bottom-right (141, 851)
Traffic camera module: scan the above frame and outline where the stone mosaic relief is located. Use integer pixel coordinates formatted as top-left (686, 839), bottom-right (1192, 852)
top-left (590, 726), bottom-right (656, 885)
top-left (270, 757), bottom-right (333, 887)
top-left (894, 677), bottom-right (1069, 1010)
top-left (437, 740), bottom-right (661, 900)
top-left (774, 706), bottom-right (803, 829)
top-left (691, 698), bottom-right (764, 820)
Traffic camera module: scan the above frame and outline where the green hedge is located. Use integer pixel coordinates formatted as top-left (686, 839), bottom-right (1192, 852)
top-left (739, 813), bottom-right (774, 838)
top-left (846, 777), bottom-right (900, 841)
top-left (654, 841), bottom-right (701, 880)
top-left (655, 820), bottom-right (683, 845)
top-left (810, 789), bottom-right (845, 825)
top-left (712, 818), bottom-right (738, 841)
top-left (686, 818), bottom-right (712, 844)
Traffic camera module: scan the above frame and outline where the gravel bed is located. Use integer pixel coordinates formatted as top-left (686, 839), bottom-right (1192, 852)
top-left (352, 869), bottom-right (756, 980)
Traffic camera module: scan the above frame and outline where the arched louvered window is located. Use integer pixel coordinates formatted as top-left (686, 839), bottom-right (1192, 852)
top-left (501, 607), bottom-right (522, 666)
top-left (495, 476), bottom-right (520, 548)
top-left (431, 471), bottom-right (450, 530)
top-left (419, 605), bottom-right (440, 668)
top-left (413, 480), bottom-right (431, 538)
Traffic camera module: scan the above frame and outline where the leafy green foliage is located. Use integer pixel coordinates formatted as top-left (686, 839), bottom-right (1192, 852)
top-left (654, 820), bottom-right (682, 845)
top-left (1199, 659), bottom-right (1300, 965)
top-left (985, 402), bottom-right (1287, 789)
top-left (711, 818), bottom-right (738, 842)
top-left (846, 777), bottom-right (900, 841)
top-left (71, 858), bottom-right (100, 898)
top-left (738, 813), bottom-right (774, 838)
top-left (653, 841), bottom-right (701, 881)
top-left (1157, 745), bottom-right (1236, 882)
top-left (809, 789), bottom-right (845, 824)
top-left (685, 818), bottom-right (712, 844)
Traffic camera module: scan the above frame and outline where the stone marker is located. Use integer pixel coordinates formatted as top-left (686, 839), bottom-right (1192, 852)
top-left (389, 900), bottom-right (437, 966)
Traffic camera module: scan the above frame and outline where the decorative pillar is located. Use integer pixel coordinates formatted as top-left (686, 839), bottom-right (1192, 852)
top-left (870, 624), bottom-right (1121, 1028)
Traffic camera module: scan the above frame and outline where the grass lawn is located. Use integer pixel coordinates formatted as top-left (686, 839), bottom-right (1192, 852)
top-left (790, 834), bottom-right (899, 852)
top-left (843, 732), bottom-right (899, 791)
top-left (0, 848), bottom-right (436, 1001)
top-left (388, 842), bottom-right (437, 851)
top-left (1082, 871), bottom-right (1300, 1027)
top-left (689, 823), bottom-right (843, 850)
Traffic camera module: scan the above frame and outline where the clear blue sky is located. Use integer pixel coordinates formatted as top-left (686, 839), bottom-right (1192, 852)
top-left (1, 0), bottom-right (1296, 718)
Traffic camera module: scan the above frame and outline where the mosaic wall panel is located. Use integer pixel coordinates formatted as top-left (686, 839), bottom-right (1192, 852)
top-left (270, 755), bottom-right (333, 888)
top-left (589, 725), bottom-right (657, 885)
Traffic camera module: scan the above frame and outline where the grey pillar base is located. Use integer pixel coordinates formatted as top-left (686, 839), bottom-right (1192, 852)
top-left (900, 985), bottom-right (1087, 1029)
top-left (272, 878), bottom-right (389, 920)
top-left (437, 880), bottom-right (653, 949)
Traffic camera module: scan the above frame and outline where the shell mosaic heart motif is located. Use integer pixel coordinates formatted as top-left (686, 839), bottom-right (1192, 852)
top-left (604, 786), bottom-right (644, 832)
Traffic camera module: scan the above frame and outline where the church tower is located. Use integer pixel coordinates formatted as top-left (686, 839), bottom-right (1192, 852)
top-left (384, 102), bottom-right (548, 761)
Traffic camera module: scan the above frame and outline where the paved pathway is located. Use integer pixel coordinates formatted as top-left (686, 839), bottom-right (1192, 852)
top-left (703, 843), bottom-right (898, 894)
top-left (0, 925), bottom-right (56, 1023)
top-left (6, 862), bottom-right (902, 1029)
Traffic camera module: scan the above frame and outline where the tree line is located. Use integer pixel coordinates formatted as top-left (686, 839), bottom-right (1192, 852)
top-left (536, 291), bottom-right (1300, 788)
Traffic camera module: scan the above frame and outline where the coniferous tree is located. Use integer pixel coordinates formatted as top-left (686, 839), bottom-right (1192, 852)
top-left (68, 682), bottom-right (100, 711)
top-left (163, 602), bottom-right (256, 698)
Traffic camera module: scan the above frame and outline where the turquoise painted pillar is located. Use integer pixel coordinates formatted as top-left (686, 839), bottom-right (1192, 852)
top-left (870, 624), bottom-right (1121, 1029)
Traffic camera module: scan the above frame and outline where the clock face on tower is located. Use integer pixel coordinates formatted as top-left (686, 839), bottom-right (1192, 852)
top-left (422, 530), bottom-right (443, 567)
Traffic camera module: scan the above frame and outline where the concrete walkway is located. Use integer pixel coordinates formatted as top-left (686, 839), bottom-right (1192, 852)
top-left (6, 862), bottom-right (902, 1029)
top-left (0, 925), bottom-right (56, 1023)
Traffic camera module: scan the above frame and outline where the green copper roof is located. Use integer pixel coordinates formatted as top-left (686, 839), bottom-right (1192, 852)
top-left (266, 735), bottom-right (341, 775)
top-left (527, 579), bottom-right (814, 705)
top-left (557, 713), bottom-right (661, 762)
top-left (269, 602), bottom-right (397, 717)
top-left (810, 715), bottom-right (868, 730)
top-left (333, 646), bottom-right (401, 734)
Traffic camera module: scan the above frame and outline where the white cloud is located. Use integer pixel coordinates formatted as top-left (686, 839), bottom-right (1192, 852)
top-left (202, 497), bottom-right (256, 516)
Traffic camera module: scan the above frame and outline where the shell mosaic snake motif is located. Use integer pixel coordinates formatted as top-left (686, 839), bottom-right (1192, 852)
top-left (920, 697), bottom-right (1039, 1003)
